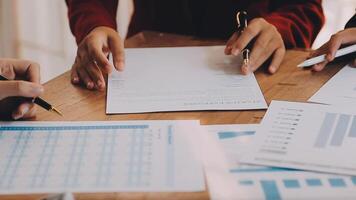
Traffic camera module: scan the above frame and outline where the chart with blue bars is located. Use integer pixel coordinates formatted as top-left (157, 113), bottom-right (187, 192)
top-left (0, 121), bottom-right (204, 194)
top-left (315, 112), bottom-right (356, 148)
top-left (206, 124), bottom-right (356, 200)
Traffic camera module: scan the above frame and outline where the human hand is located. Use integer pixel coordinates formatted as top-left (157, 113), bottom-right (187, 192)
top-left (0, 59), bottom-right (44, 120)
top-left (71, 26), bottom-right (125, 90)
top-left (311, 28), bottom-right (356, 71)
top-left (225, 18), bottom-right (286, 75)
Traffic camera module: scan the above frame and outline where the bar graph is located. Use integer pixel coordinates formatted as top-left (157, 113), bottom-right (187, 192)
top-left (244, 101), bottom-right (356, 178)
top-left (205, 123), bottom-right (356, 200)
top-left (349, 116), bottom-right (356, 137)
top-left (232, 165), bottom-right (356, 200)
top-left (218, 131), bottom-right (255, 139)
top-left (315, 113), bottom-right (356, 148)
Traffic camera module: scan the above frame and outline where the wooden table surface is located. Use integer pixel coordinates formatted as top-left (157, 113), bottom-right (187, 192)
top-left (1, 31), bottom-right (346, 200)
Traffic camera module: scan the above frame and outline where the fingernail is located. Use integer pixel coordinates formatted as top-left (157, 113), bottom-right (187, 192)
top-left (225, 46), bottom-right (232, 54)
top-left (13, 106), bottom-right (28, 120)
top-left (269, 66), bottom-right (276, 74)
top-left (232, 49), bottom-right (240, 56)
top-left (326, 54), bottom-right (333, 61)
top-left (87, 82), bottom-right (94, 89)
top-left (72, 77), bottom-right (79, 83)
top-left (97, 80), bottom-right (105, 89)
top-left (13, 114), bottom-right (21, 120)
top-left (242, 64), bottom-right (250, 75)
top-left (21, 106), bottom-right (29, 115)
top-left (115, 61), bottom-right (125, 71)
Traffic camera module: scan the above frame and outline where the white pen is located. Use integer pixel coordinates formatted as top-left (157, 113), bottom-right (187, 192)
top-left (297, 44), bottom-right (356, 68)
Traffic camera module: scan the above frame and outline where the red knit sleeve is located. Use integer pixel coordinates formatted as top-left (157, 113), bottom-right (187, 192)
top-left (65, 0), bottom-right (118, 44)
top-left (263, 0), bottom-right (325, 48)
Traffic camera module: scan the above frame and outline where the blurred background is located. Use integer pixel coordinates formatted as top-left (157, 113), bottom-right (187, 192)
top-left (0, 0), bottom-right (355, 83)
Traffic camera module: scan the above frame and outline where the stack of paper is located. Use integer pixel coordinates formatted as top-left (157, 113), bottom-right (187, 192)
top-left (204, 124), bottom-right (356, 200)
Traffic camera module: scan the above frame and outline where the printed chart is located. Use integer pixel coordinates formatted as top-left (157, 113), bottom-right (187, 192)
top-left (204, 124), bottom-right (356, 200)
top-left (243, 101), bottom-right (356, 176)
top-left (0, 121), bottom-right (204, 194)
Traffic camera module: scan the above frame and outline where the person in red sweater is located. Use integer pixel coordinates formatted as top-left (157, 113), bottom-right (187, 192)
top-left (65, 0), bottom-right (324, 90)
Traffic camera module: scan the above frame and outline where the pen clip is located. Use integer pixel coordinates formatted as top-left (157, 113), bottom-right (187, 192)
top-left (236, 11), bottom-right (248, 33)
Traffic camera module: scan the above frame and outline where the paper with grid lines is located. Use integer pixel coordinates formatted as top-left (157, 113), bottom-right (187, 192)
top-left (0, 120), bottom-right (204, 194)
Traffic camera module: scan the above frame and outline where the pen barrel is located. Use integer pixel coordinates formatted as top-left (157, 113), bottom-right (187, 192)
top-left (33, 97), bottom-right (52, 111)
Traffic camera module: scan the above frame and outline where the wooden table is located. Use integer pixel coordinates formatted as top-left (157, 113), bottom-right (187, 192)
top-left (1, 31), bottom-right (346, 200)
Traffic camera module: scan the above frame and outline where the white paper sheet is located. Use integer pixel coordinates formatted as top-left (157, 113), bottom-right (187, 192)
top-left (242, 100), bottom-right (356, 176)
top-left (0, 120), bottom-right (205, 194)
top-left (310, 65), bottom-right (356, 105)
top-left (106, 46), bottom-right (267, 114)
top-left (204, 124), bottom-right (356, 200)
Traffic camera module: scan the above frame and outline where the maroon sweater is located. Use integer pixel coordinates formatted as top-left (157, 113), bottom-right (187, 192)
top-left (65, 0), bottom-right (325, 48)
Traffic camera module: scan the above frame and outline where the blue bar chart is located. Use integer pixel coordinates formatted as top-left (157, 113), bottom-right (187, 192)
top-left (205, 122), bottom-right (356, 200)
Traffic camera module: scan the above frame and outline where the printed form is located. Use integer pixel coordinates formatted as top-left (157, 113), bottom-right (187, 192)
top-left (107, 46), bottom-right (267, 114)
top-left (0, 120), bottom-right (204, 194)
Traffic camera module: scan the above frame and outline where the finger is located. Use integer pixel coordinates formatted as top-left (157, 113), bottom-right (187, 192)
top-left (231, 18), bottom-right (263, 56)
top-left (225, 33), bottom-right (238, 55)
top-left (0, 59), bottom-right (41, 83)
top-left (25, 62), bottom-right (41, 83)
top-left (77, 66), bottom-right (95, 90)
top-left (312, 60), bottom-right (329, 72)
top-left (268, 47), bottom-right (285, 74)
top-left (85, 62), bottom-right (106, 90)
top-left (21, 104), bottom-right (37, 119)
top-left (309, 43), bottom-right (330, 58)
top-left (12, 102), bottom-right (34, 120)
top-left (71, 63), bottom-right (80, 84)
top-left (87, 39), bottom-right (112, 73)
top-left (0, 81), bottom-right (44, 100)
top-left (326, 34), bottom-right (343, 61)
top-left (243, 28), bottom-right (275, 73)
top-left (109, 34), bottom-right (125, 71)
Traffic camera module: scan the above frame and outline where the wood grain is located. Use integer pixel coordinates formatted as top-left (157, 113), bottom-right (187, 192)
top-left (1, 31), bottom-right (347, 200)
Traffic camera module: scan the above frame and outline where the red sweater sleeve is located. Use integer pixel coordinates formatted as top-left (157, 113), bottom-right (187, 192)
top-left (65, 0), bottom-right (118, 44)
top-left (263, 0), bottom-right (324, 48)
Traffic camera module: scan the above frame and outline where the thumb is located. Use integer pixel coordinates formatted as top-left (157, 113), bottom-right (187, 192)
top-left (109, 34), bottom-right (125, 71)
top-left (0, 81), bottom-right (44, 100)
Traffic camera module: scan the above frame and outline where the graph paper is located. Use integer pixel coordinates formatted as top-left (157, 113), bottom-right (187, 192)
top-left (0, 120), bottom-right (204, 194)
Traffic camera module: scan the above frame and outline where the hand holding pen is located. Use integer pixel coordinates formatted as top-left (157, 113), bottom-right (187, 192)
top-left (0, 59), bottom-right (61, 120)
top-left (225, 11), bottom-right (286, 75)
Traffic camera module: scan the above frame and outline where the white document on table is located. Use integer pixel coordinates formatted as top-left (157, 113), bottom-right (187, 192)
top-left (204, 124), bottom-right (356, 200)
top-left (0, 120), bottom-right (205, 194)
top-left (309, 65), bottom-right (356, 106)
top-left (106, 46), bottom-right (267, 114)
top-left (242, 100), bottom-right (356, 176)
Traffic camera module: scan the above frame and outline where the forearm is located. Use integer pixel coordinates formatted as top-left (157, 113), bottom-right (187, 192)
top-left (65, 0), bottom-right (118, 44)
top-left (263, 0), bottom-right (324, 49)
